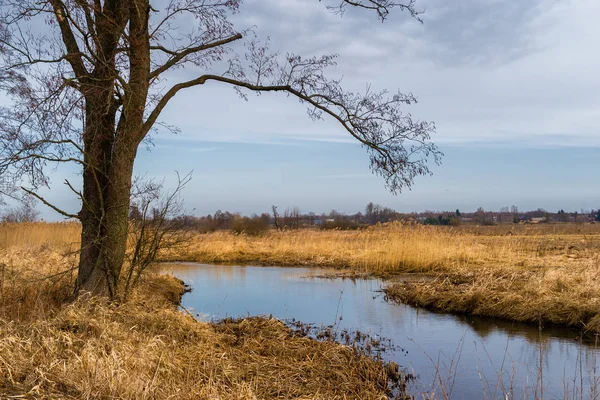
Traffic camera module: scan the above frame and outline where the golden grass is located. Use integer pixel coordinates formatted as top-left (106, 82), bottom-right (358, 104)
top-left (384, 261), bottom-right (600, 334)
top-left (163, 222), bottom-right (600, 275)
top-left (3, 221), bottom-right (600, 335)
top-left (0, 245), bottom-right (400, 399)
top-left (0, 221), bottom-right (80, 250)
top-left (161, 222), bottom-right (600, 334)
top-left (4, 221), bottom-right (600, 276)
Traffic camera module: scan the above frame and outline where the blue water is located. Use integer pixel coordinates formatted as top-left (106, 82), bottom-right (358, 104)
top-left (163, 263), bottom-right (600, 399)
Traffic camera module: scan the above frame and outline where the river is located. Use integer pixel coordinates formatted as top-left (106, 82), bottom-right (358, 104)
top-left (162, 262), bottom-right (599, 399)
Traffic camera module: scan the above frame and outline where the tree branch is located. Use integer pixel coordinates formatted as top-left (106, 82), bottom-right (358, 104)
top-left (49, 0), bottom-right (89, 79)
top-left (145, 74), bottom-right (378, 152)
top-left (149, 33), bottom-right (243, 80)
top-left (328, 0), bottom-right (424, 22)
top-left (21, 187), bottom-right (79, 219)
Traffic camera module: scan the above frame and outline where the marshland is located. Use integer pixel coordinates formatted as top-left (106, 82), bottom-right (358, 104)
top-left (2, 221), bottom-right (600, 398)
top-left (0, 223), bottom-right (404, 399)
top-left (0, 0), bottom-right (598, 399)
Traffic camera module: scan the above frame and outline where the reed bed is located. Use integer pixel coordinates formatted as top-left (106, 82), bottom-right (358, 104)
top-left (3, 221), bottom-right (600, 335)
top-left (0, 246), bottom-right (400, 399)
top-left (0, 221), bottom-right (80, 250)
top-left (164, 222), bottom-right (600, 276)
top-left (384, 257), bottom-right (600, 334)
top-left (3, 222), bottom-right (600, 276)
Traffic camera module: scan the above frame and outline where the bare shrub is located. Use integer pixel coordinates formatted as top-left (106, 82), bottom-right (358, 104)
top-left (319, 220), bottom-right (362, 230)
top-left (122, 173), bottom-right (192, 300)
top-left (231, 215), bottom-right (270, 236)
top-left (1, 197), bottom-right (39, 223)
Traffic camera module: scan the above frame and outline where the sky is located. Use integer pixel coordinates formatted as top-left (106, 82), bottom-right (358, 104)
top-left (28, 0), bottom-right (600, 219)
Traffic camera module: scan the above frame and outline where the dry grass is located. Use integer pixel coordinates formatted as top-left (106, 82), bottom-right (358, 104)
top-left (163, 222), bottom-right (600, 275)
top-left (0, 221), bottom-right (80, 250)
top-left (3, 221), bottom-right (600, 337)
top-left (161, 222), bottom-right (600, 334)
top-left (384, 262), bottom-right (600, 334)
top-left (4, 222), bottom-right (600, 276)
top-left (0, 243), bottom-right (401, 399)
top-left (164, 224), bottom-right (481, 272)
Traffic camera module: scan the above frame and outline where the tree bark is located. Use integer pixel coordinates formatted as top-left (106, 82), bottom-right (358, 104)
top-left (75, 0), bottom-right (149, 298)
top-left (75, 94), bottom-right (116, 296)
top-left (75, 122), bottom-right (138, 297)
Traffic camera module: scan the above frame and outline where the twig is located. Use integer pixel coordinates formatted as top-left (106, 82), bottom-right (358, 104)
top-left (20, 187), bottom-right (79, 220)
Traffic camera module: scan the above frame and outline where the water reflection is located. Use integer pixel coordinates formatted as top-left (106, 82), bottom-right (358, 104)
top-left (162, 263), bottom-right (599, 399)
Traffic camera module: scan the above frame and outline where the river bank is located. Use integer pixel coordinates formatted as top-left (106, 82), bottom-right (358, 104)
top-left (383, 264), bottom-right (600, 335)
top-left (3, 221), bottom-right (600, 339)
top-left (163, 262), bottom-right (600, 399)
top-left (0, 247), bottom-right (405, 399)
top-left (161, 223), bottom-right (600, 335)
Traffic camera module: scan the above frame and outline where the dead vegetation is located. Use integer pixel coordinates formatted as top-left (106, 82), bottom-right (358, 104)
top-left (0, 222), bottom-right (80, 251)
top-left (384, 260), bottom-right (600, 334)
top-left (163, 222), bottom-right (600, 275)
top-left (161, 222), bottom-right (600, 334)
top-left (3, 221), bottom-right (600, 342)
top-left (0, 243), bottom-right (404, 399)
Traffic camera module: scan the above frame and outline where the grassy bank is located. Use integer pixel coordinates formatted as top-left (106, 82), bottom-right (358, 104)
top-left (384, 262), bottom-right (600, 334)
top-left (162, 223), bottom-right (600, 334)
top-left (3, 221), bottom-right (600, 335)
top-left (0, 245), bottom-right (404, 399)
top-left (163, 223), bottom-right (600, 274)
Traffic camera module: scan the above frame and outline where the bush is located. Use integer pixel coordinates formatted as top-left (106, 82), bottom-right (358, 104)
top-left (1, 199), bottom-right (39, 223)
top-left (319, 220), bottom-right (362, 230)
top-left (231, 216), bottom-right (270, 236)
top-left (448, 217), bottom-right (461, 226)
top-left (423, 215), bottom-right (459, 226)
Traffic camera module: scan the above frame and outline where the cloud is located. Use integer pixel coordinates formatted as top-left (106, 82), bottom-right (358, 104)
top-left (151, 0), bottom-right (600, 149)
top-left (413, 0), bottom-right (560, 66)
top-left (156, 144), bottom-right (220, 153)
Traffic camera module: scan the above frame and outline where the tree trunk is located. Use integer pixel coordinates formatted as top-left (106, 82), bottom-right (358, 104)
top-left (75, 143), bottom-right (137, 297)
top-left (102, 144), bottom-right (138, 296)
top-left (75, 0), bottom-right (150, 298)
top-left (74, 92), bottom-right (138, 298)
top-left (75, 94), bottom-right (113, 296)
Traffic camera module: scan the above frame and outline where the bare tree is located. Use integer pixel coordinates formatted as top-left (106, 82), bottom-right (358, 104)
top-left (282, 206), bottom-right (301, 229)
top-left (122, 172), bottom-right (191, 301)
top-left (1, 196), bottom-right (39, 223)
top-left (290, 206), bottom-right (301, 229)
top-left (271, 205), bottom-right (281, 231)
top-left (0, 0), bottom-right (441, 298)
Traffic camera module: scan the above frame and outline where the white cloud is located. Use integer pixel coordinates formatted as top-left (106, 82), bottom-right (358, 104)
top-left (149, 0), bottom-right (600, 149)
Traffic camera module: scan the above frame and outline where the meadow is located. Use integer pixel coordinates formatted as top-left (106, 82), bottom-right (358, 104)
top-left (0, 223), bottom-right (401, 399)
top-left (164, 222), bottom-right (600, 334)
top-left (2, 221), bottom-right (600, 397)
top-left (5, 221), bottom-right (600, 333)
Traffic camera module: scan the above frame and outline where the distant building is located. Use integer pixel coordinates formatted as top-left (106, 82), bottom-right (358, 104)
top-left (313, 219), bottom-right (335, 225)
top-left (529, 217), bottom-right (545, 224)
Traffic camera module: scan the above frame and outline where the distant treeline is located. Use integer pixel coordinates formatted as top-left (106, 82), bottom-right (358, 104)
top-left (128, 202), bottom-right (600, 234)
top-left (3, 200), bottom-right (599, 230)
